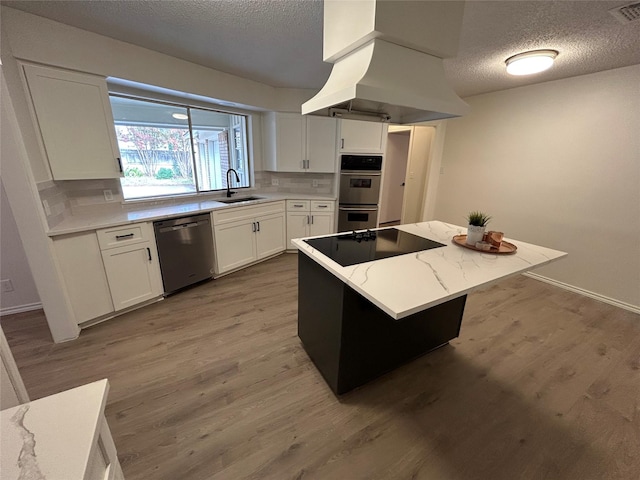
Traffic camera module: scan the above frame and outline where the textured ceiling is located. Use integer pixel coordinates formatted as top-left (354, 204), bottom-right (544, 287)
top-left (3, 0), bottom-right (640, 98)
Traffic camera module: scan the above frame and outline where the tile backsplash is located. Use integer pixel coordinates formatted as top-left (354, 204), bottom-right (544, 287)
top-left (254, 171), bottom-right (335, 195)
top-left (38, 170), bottom-right (336, 228)
top-left (37, 180), bottom-right (71, 228)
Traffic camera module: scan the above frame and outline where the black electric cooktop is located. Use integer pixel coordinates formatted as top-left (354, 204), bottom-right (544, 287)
top-left (304, 228), bottom-right (446, 267)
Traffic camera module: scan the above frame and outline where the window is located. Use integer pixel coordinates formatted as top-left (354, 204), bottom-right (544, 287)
top-left (109, 95), bottom-right (250, 200)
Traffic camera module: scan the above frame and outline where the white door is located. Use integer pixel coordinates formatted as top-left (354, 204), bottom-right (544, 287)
top-left (309, 213), bottom-right (334, 237)
top-left (287, 212), bottom-right (310, 248)
top-left (340, 119), bottom-right (386, 153)
top-left (380, 130), bottom-right (410, 224)
top-left (306, 116), bottom-right (337, 173)
top-left (214, 220), bottom-right (256, 274)
top-left (275, 113), bottom-right (305, 172)
top-left (401, 126), bottom-right (434, 224)
top-left (23, 64), bottom-right (122, 180)
top-left (102, 242), bottom-right (162, 311)
top-left (256, 213), bottom-right (286, 259)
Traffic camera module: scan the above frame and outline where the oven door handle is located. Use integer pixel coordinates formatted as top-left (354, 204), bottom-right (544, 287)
top-left (340, 172), bottom-right (382, 176)
top-left (339, 206), bottom-right (379, 211)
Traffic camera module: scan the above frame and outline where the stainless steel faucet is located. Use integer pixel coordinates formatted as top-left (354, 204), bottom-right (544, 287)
top-left (226, 168), bottom-right (240, 197)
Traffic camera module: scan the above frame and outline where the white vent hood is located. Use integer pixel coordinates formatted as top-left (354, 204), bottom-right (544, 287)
top-left (302, 0), bottom-right (470, 124)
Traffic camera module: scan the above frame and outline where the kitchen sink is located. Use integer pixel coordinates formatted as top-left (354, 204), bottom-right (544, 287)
top-left (217, 196), bottom-right (265, 204)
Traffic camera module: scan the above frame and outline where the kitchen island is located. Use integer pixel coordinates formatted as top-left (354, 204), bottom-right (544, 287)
top-left (292, 221), bottom-right (567, 394)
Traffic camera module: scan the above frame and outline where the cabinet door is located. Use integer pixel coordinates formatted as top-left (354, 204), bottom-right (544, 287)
top-left (309, 213), bottom-right (334, 238)
top-left (306, 116), bottom-right (337, 173)
top-left (340, 119), bottom-right (386, 153)
top-left (22, 64), bottom-right (122, 180)
top-left (255, 213), bottom-right (286, 259)
top-left (275, 113), bottom-right (305, 172)
top-left (213, 220), bottom-right (256, 274)
top-left (286, 212), bottom-right (310, 249)
top-left (101, 242), bottom-right (162, 311)
top-left (53, 232), bottom-right (114, 324)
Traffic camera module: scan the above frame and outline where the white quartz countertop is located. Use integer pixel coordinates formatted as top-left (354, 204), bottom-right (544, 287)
top-left (0, 379), bottom-right (109, 480)
top-left (292, 221), bottom-right (567, 320)
top-left (47, 192), bottom-right (336, 236)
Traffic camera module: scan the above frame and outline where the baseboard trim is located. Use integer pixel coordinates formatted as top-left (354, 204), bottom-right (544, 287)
top-left (0, 302), bottom-right (43, 316)
top-left (523, 272), bottom-right (640, 315)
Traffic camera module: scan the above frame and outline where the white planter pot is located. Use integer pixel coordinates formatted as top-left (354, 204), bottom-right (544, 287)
top-left (466, 225), bottom-right (485, 245)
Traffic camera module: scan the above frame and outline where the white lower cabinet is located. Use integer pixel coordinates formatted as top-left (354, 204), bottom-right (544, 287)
top-left (213, 219), bottom-right (258, 274)
top-left (286, 200), bottom-right (335, 248)
top-left (212, 201), bottom-right (286, 275)
top-left (52, 232), bottom-right (114, 325)
top-left (101, 242), bottom-right (162, 311)
top-left (97, 222), bottom-right (163, 312)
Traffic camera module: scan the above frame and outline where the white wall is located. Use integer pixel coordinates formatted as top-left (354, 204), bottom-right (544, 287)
top-left (434, 65), bottom-right (640, 310)
top-left (0, 181), bottom-right (40, 315)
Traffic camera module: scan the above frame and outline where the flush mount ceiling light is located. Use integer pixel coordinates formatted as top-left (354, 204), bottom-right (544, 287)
top-left (505, 50), bottom-right (558, 76)
top-left (172, 113), bottom-right (188, 120)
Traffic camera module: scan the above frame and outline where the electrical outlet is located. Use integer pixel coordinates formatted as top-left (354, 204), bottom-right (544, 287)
top-left (271, 178), bottom-right (279, 186)
top-left (1, 279), bottom-right (14, 293)
top-left (103, 189), bottom-right (113, 201)
top-left (42, 200), bottom-right (51, 216)
top-left (312, 180), bottom-right (319, 187)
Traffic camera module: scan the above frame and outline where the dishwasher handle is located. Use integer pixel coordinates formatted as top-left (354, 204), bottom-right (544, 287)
top-left (157, 221), bottom-right (205, 233)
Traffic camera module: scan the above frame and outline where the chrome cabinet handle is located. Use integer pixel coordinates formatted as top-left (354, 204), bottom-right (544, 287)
top-left (256, 221), bottom-right (260, 232)
top-left (116, 157), bottom-right (123, 173)
top-left (311, 215), bottom-right (314, 224)
top-left (316, 205), bottom-right (328, 208)
top-left (341, 138), bottom-right (344, 149)
top-left (146, 247), bottom-right (152, 261)
top-left (115, 233), bottom-right (134, 240)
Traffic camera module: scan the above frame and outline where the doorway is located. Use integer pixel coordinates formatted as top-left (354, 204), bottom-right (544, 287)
top-left (379, 126), bottom-right (435, 226)
top-left (379, 130), bottom-right (410, 226)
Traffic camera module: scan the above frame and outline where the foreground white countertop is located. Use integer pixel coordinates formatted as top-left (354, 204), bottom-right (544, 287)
top-left (48, 192), bottom-right (336, 236)
top-left (0, 379), bottom-right (109, 479)
top-left (292, 221), bottom-right (567, 320)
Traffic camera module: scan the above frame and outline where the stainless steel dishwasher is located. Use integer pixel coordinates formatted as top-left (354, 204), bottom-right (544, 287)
top-left (153, 213), bottom-right (214, 294)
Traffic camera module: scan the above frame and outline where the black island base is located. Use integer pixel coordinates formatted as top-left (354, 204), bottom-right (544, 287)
top-left (297, 253), bottom-right (467, 395)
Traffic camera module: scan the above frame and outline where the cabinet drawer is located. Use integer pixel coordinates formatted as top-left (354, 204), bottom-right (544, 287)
top-left (97, 223), bottom-right (151, 250)
top-left (311, 201), bottom-right (334, 212)
top-left (286, 200), bottom-right (310, 211)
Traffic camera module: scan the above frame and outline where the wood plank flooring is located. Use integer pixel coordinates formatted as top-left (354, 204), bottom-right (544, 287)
top-left (3, 253), bottom-right (639, 480)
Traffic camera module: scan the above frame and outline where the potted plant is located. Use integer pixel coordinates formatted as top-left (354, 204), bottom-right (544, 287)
top-left (466, 211), bottom-right (491, 245)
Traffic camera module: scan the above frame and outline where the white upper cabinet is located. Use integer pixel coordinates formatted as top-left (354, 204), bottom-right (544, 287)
top-left (305, 116), bottom-right (338, 172)
top-left (339, 119), bottom-right (388, 153)
top-left (263, 112), bottom-right (337, 173)
top-left (22, 64), bottom-right (123, 180)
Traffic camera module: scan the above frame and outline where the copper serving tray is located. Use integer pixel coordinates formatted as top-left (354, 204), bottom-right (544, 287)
top-left (452, 234), bottom-right (517, 254)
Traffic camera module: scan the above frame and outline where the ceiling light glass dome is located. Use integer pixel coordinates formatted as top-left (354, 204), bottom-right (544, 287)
top-left (505, 50), bottom-right (558, 76)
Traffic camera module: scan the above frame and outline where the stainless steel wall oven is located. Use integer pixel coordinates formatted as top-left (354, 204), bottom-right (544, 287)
top-left (338, 155), bottom-right (383, 231)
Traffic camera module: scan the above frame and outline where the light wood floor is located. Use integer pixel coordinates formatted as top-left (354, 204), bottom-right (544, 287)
top-left (3, 253), bottom-right (639, 480)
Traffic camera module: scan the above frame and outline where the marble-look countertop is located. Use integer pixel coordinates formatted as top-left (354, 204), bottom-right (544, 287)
top-left (48, 192), bottom-right (336, 236)
top-left (0, 379), bottom-right (109, 480)
top-left (292, 221), bottom-right (567, 320)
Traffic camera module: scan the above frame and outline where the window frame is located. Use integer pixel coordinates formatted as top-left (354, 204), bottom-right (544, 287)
top-left (109, 93), bottom-right (254, 203)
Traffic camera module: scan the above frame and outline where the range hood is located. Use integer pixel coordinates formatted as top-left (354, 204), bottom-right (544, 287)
top-left (302, 1), bottom-right (470, 124)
